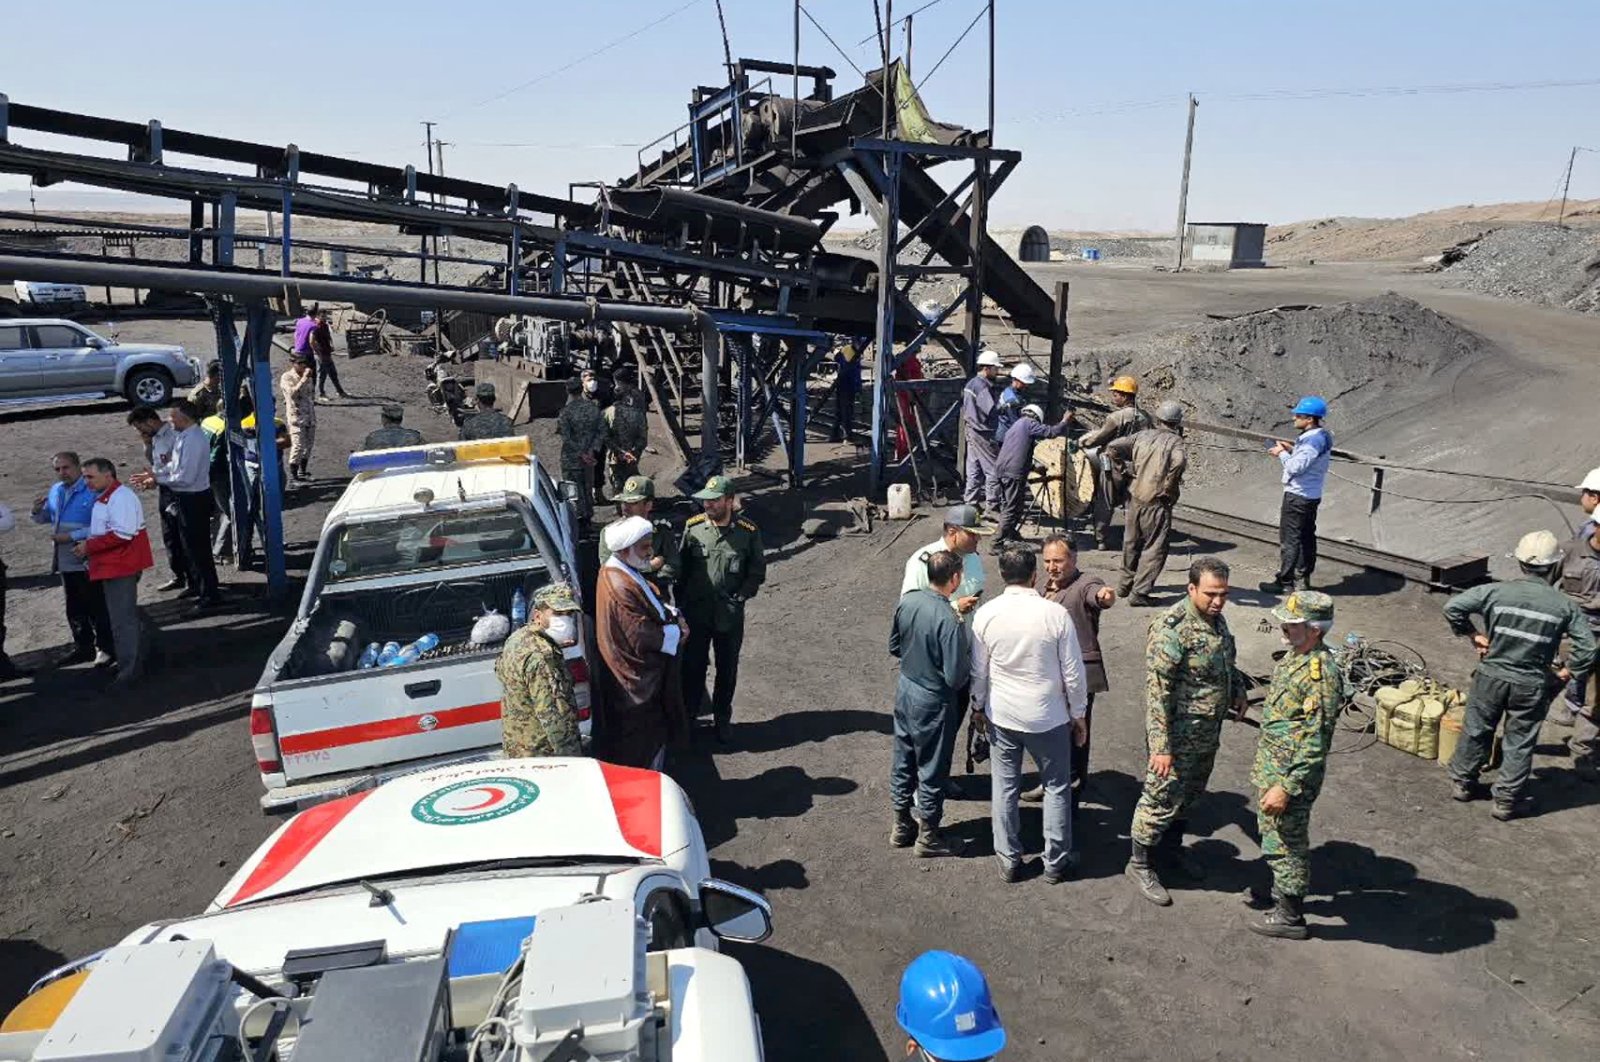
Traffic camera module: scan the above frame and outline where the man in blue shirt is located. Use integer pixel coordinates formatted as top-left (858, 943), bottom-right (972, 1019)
top-left (992, 404), bottom-right (1073, 547)
top-left (1260, 396), bottom-right (1333, 595)
top-left (31, 451), bottom-right (114, 665)
top-left (991, 362), bottom-right (1037, 444)
top-left (961, 350), bottom-right (1004, 515)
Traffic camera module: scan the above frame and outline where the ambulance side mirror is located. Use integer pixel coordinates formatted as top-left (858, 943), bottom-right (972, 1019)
top-left (698, 880), bottom-right (773, 944)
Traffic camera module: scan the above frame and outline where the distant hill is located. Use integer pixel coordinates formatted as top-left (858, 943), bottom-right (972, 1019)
top-left (1265, 198), bottom-right (1600, 263)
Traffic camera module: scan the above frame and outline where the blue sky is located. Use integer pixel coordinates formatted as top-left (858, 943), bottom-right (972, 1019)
top-left (3, 0), bottom-right (1598, 229)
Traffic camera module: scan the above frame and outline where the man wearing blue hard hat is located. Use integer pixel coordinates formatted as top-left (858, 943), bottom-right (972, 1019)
top-left (897, 951), bottom-right (1006, 1060)
top-left (1260, 396), bottom-right (1333, 595)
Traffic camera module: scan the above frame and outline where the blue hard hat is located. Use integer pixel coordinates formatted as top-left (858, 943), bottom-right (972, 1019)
top-left (896, 951), bottom-right (1006, 1061)
top-left (1292, 395), bottom-right (1328, 418)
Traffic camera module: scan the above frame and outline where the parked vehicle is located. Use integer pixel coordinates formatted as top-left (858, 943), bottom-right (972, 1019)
top-left (0, 318), bottom-right (199, 406)
top-left (252, 436), bottom-right (589, 812)
top-left (12, 280), bottom-right (87, 307)
top-left (0, 758), bottom-right (773, 1062)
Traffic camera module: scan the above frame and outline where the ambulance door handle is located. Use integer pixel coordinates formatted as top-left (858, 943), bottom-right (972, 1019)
top-left (404, 680), bottom-right (442, 698)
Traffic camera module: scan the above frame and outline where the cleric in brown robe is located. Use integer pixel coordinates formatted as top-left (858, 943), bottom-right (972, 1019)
top-left (595, 515), bottom-right (689, 770)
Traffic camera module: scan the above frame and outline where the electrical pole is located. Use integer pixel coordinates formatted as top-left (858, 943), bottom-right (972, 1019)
top-left (421, 121), bottom-right (436, 285)
top-left (1173, 93), bottom-right (1198, 271)
top-left (792, 0), bottom-right (800, 160)
top-left (1558, 145), bottom-right (1579, 228)
top-left (905, 13), bottom-right (913, 70)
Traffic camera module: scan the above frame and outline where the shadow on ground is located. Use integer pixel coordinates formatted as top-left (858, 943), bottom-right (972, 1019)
top-left (724, 941), bottom-right (889, 1062)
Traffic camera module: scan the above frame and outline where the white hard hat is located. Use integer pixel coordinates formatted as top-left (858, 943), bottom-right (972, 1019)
top-left (1578, 467), bottom-right (1600, 492)
top-left (1513, 529), bottom-right (1563, 567)
top-left (1021, 403), bottom-right (1044, 420)
top-left (975, 350), bottom-right (1002, 368)
top-left (1010, 363), bottom-right (1038, 385)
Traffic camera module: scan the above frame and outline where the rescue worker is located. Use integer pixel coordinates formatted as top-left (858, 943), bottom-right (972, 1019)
top-left (362, 404), bottom-right (424, 451)
top-left (598, 475), bottom-right (680, 591)
top-left (1246, 590), bottom-right (1344, 940)
top-left (279, 355), bottom-right (316, 483)
top-left (1260, 396), bottom-right (1333, 594)
top-left (1577, 466), bottom-right (1600, 535)
top-left (961, 349), bottom-right (1004, 516)
top-left (896, 950), bottom-right (1007, 1060)
top-left (459, 381), bottom-right (516, 441)
top-left (604, 366), bottom-right (650, 497)
top-left (1444, 530), bottom-right (1597, 819)
top-left (991, 404), bottom-right (1073, 547)
top-left (556, 375), bottom-right (605, 531)
top-left (1125, 557), bottom-right (1247, 906)
top-left (889, 550), bottom-right (970, 858)
top-left (1104, 400), bottom-right (1187, 606)
top-left (1077, 376), bottom-right (1151, 550)
top-left (188, 359), bottom-right (222, 418)
top-left (493, 581), bottom-right (584, 758)
top-left (1556, 515), bottom-right (1600, 780)
top-left (991, 362), bottom-right (1037, 443)
top-left (679, 475), bottom-right (766, 743)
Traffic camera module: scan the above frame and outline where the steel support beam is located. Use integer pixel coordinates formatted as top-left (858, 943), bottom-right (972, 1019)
top-left (241, 302), bottom-right (287, 597)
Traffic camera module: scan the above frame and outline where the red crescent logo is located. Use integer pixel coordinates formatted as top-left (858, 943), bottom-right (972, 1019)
top-left (456, 786), bottom-right (507, 812)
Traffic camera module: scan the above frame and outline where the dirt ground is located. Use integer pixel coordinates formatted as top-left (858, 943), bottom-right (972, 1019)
top-left (2, 268), bottom-right (1598, 1060)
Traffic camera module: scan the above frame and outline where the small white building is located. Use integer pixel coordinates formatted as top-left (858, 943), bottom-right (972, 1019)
top-left (1184, 222), bottom-right (1266, 268)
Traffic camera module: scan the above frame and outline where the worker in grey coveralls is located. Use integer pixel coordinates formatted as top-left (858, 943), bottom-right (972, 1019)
top-left (1444, 530), bottom-right (1597, 820)
top-left (1104, 401), bottom-right (1188, 606)
top-left (961, 349), bottom-right (1004, 515)
top-left (889, 548), bottom-right (971, 859)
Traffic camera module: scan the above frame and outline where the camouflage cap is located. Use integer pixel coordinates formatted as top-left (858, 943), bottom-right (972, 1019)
top-left (692, 474), bottom-right (734, 500)
top-left (532, 581), bottom-right (581, 613)
top-left (475, 380), bottom-right (497, 400)
top-left (614, 474), bottom-right (655, 503)
top-left (1271, 589), bottom-right (1334, 625)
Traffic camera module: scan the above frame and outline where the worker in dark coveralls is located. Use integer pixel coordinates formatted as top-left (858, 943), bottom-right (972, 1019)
top-left (889, 549), bottom-right (971, 859)
top-left (1077, 375), bottom-right (1150, 550)
top-left (494, 582), bottom-right (584, 758)
top-left (961, 349), bottom-right (1004, 516)
top-left (362, 405), bottom-right (424, 451)
top-left (991, 404), bottom-right (1073, 548)
top-left (1125, 556), bottom-right (1247, 907)
top-left (1444, 530), bottom-right (1596, 820)
top-left (1104, 400), bottom-right (1187, 606)
top-left (1245, 590), bottom-right (1345, 940)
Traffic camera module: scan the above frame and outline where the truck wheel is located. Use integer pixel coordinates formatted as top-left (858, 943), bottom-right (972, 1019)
top-left (125, 367), bottom-right (174, 406)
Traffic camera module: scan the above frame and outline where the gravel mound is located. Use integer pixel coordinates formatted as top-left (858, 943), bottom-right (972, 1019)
top-left (1442, 223), bottom-right (1600, 311)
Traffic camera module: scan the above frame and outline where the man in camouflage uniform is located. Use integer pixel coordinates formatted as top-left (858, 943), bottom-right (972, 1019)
top-left (1246, 590), bottom-right (1344, 940)
top-left (605, 366), bottom-right (650, 497)
top-left (189, 360), bottom-right (223, 419)
top-left (494, 581), bottom-right (584, 758)
top-left (459, 381), bottom-right (518, 441)
top-left (361, 404), bottom-right (424, 451)
top-left (679, 475), bottom-right (766, 743)
top-left (598, 475), bottom-right (679, 592)
top-left (1125, 556), bottom-right (1247, 906)
top-left (556, 376), bottom-right (604, 529)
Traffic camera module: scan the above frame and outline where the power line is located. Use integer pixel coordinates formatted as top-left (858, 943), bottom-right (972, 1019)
top-left (856, 0), bottom-right (949, 45)
top-left (913, 2), bottom-right (987, 95)
top-left (798, 4), bottom-right (867, 80)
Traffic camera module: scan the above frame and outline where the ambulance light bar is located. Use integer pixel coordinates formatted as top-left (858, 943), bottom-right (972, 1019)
top-left (348, 436), bottom-right (531, 474)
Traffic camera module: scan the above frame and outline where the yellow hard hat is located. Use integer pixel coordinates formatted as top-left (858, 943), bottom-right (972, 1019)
top-left (1109, 376), bottom-right (1139, 396)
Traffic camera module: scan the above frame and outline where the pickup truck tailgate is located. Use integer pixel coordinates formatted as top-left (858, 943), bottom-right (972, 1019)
top-left (272, 658), bottom-right (503, 783)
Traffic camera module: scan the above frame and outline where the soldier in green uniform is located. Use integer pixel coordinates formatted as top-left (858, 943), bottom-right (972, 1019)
top-left (1245, 590), bottom-right (1344, 940)
top-left (1125, 556), bottom-right (1247, 906)
top-left (598, 475), bottom-right (679, 590)
top-left (604, 366), bottom-right (650, 497)
top-left (494, 581), bottom-right (584, 758)
top-left (362, 404), bottom-right (424, 451)
top-left (679, 475), bottom-right (766, 743)
top-left (556, 376), bottom-right (605, 530)
top-left (459, 381), bottom-right (518, 441)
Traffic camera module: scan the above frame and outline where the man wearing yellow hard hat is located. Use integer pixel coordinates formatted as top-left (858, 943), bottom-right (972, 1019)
top-left (1076, 376), bottom-right (1150, 551)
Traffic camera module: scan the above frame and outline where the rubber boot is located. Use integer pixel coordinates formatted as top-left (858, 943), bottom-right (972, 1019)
top-left (1124, 840), bottom-right (1171, 906)
top-left (914, 820), bottom-right (963, 858)
top-left (890, 808), bottom-right (916, 849)
top-left (1159, 822), bottom-right (1207, 883)
top-left (1248, 892), bottom-right (1309, 940)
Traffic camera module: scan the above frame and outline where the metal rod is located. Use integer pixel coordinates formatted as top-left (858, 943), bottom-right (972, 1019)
top-left (1173, 93), bottom-right (1198, 270)
top-left (987, 1), bottom-right (995, 140)
top-left (1558, 145), bottom-right (1578, 228)
top-left (700, 316), bottom-right (721, 459)
top-left (1045, 280), bottom-right (1068, 421)
top-left (792, 0), bottom-right (800, 161)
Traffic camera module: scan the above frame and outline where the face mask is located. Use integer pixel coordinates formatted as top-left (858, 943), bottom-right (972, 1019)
top-left (545, 615), bottom-right (578, 645)
top-left (584, 379), bottom-right (598, 394)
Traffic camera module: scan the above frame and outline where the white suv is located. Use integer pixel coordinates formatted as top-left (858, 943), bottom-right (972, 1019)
top-left (0, 318), bottom-right (200, 407)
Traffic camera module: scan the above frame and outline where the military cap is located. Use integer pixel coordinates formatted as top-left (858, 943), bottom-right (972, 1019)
top-left (475, 380), bottom-right (497, 400)
top-left (614, 474), bottom-right (655, 503)
top-left (692, 474), bottom-right (735, 500)
top-left (1271, 590), bottom-right (1334, 625)
top-left (564, 376), bottom-right (583, 393)
top-left (381, 403), bottom-right (405, 422)
top-left (532, 581), bottom-right (581, 613)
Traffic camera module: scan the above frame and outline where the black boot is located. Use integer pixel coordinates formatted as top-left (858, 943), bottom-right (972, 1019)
top-left (914, 820), bottom-right (964, 858)
top-left (1159, 822), bottom-right (1207, 883)
top-left (1124, 840), bottom-right (1171, 906)
top-left (890, 808), bottom-right (916, 849)
top-left (1248, 891), bottom-right (1309, 940)
top-left (1258, 578), bottom-right (1294, 595)
top-left (0, 653), bottom-right (25, 681)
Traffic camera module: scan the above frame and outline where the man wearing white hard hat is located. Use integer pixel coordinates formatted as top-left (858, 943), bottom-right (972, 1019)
top-left (961, 350), bottom-right (1005, 515)
top-left (1443, 530), bottom-right (1596, 819)
top-left (594, 515), bottom-right (689, 771)
top-left (1577, 467), bottom-right (1600, 536)
top-left (992, 362), bottom-right (1038, 445)
top-left (992, 403), bottom-right (1073, 546)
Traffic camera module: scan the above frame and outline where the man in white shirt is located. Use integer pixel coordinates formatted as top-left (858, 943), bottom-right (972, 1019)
top-left (972, 545), bottom-right (1089, 884)
top-left (131, 399), bottom-right (220, 610)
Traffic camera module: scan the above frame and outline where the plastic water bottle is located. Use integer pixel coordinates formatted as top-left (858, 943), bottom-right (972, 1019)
top-left (511, 588), bottom-right (528, 628)
top-left (387, 633), bottom-right (440, 668)
top-left (357, 642), bottom-right (381, 669)
top-left (376, 641), bottom-right (402, 667)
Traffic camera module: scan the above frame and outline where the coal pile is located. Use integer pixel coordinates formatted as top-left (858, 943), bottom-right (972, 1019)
top-left (1441, 223), bottom-right (1600, 312)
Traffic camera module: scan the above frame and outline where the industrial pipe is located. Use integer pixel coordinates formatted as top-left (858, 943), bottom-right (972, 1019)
top-left (0, 253), bottom-right (701, 329)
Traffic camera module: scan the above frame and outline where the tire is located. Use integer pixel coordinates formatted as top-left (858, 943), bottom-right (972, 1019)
top-left (124, 367), bottom-right (174, 406)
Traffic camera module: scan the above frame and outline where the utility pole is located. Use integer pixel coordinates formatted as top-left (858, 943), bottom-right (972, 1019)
top-left (421, 121), bottom-right (436, 285)
top-left (434, 139), bottom-right (454, 272)
top-left (905, 13), bottom-right (913, 70)
top-left (1173, 93), bottom-right (1198, 271)
top-left (1558, 145), bottom-right (1579, 228)
top-left (792, 0), bottom-right (800, 160)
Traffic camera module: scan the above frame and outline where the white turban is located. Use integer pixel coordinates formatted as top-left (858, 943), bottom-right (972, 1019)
top-left (604, 515), bottom-right (654, 554)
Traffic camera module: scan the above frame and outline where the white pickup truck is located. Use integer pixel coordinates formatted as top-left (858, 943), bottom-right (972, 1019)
top-left (250, 437), bottom-right (593, 812)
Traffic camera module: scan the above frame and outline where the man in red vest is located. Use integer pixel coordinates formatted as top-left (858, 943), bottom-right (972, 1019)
top-left (74, 458), bottom-right (155, 687)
